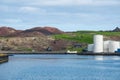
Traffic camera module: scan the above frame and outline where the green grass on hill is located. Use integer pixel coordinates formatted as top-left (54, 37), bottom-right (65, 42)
top-left (54, 33), bottom-right (93, 44)
top-left (54, 31), bottom-right (120, 44)
top-left (53, 31), bottom-right (120, 52)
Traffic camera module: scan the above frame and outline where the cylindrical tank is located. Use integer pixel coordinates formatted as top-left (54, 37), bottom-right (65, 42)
top-left (103, 41), bottom-right (110, 53)
top-left (119, 42), bottom-right (120, 47)
top-left (93, 35), bottom-right (103, 53)
top-left (88, 44), bottom-right (94, 52)
top-left (109, 41), bottom-right (120, 53)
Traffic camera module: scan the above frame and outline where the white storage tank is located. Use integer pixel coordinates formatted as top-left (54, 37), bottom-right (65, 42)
top-left (109, 41), bottom-right (120, 53)
top-left (93, 35), bottom-right (103, 53)
top-left (119, 42), bottom-right (120, 47)
top-left (103, 41), bottom-right (110, 53)
top-left (88, 44), bottom-right (94, 52)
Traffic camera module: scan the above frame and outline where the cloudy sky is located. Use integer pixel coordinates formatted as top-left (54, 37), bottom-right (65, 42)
top-left (0, 0), bottom-right (120, 31)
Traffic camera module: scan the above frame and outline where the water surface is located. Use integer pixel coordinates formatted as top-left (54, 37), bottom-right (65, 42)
top-left (0, 54), bottom-right (120, 80)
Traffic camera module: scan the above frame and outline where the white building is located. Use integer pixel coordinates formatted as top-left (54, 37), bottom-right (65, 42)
top-left (88, 35), bottom-right (120, 53)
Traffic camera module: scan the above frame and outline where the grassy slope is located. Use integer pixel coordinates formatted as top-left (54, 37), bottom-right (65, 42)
top-left (0, 31), bottom-right (120, 52)
top-left (54, 31), bottom-right (120, 43)
top-left (53, 31), bottom-right (120, 52)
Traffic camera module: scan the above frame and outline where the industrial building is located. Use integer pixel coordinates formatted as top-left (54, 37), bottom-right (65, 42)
top-left (88, 35), bottom-right (120, 53)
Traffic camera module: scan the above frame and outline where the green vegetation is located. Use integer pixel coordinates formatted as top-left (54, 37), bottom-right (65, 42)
top-left (16, 47), bottom-right (33, 52)
top-left (67, 46), bottom-right (85, 53)
top-left (54, 33), bottom-right (93, 44)
top-left (54, 31), bottom-right (120, 43)
top-left (53, 31), bottom-right (120, 52)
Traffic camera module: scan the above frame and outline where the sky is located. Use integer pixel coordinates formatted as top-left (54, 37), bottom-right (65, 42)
top-left (0, 0), bottom-right (120, 31)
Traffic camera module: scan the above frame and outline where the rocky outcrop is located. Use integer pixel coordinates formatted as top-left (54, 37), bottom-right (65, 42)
top-left (113, 27), bottom-right (120, 32)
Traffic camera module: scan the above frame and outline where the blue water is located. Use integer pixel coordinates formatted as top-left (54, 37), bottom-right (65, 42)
top-left (0, 54), bottom-right (120, 80)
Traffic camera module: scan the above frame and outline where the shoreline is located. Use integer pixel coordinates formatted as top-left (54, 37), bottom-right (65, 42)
top-left (0, 51), bottom-right (120, 56)
top-left (78, 52), bottom-right (120, 56)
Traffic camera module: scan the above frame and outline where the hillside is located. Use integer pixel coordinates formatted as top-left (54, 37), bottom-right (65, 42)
top-left (0, 26), bottom-right (64, 37)
top-left (53, 31), bottom-right (120, 52)
top-left (0, 27), bottom-right (20, 36)
top-left (54, 31), bottom-right (120, 43)
top-left (0, 26), bottom-right (68, 51)
top-left (0, 26), bottom-right (120, 52)
top-left (21, 27), bottom-right (64, 36)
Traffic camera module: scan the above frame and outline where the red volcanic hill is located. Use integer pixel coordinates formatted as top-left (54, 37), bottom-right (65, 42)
top-left (24, 26), bottom-right (64, 35)
top-left (0, 26), bottom-right (64, 37)
top-left (0, 26), bottom-right (18, 36)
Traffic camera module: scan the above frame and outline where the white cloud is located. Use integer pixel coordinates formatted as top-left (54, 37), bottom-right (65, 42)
top-left (3, 19), bottom-right (22, 23)
top-left (91, 0), bottom-right (120, 6)
top-left (0, 0), bottom-right (120, 31)
top-left (29, 0), bottom-right (83, 6)
top-left (19, 6), bottom-right (46, 13)
top-left (0, 0), bottom-right (120, 6)
top-left (29, 0), bottom-right (120, 6)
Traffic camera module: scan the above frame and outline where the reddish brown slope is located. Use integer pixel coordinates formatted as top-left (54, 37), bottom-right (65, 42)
top-left (43, 26), bottom-right (64, 34)
top-left (24, 27), bottom-right (64, 35)
top-left (0, 26), bottom-right (64, 37)
top-left (0, 27), bottom-right (18, 36)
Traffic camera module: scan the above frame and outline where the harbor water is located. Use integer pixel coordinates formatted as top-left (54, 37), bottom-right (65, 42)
top-left (0, 54), bottom-right (120, 80)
